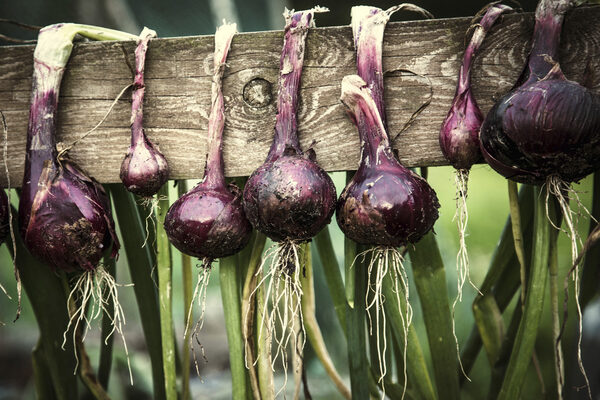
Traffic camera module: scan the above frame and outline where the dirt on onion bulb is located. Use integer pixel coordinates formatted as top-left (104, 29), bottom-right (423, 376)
top-left (339, 6), bottom-right (439, 396)
top-left (19, 23), bottom-right (138, 380)
top-left (120, 28), bottom-right (169, 199)
top-left (164, 22), bottom-right (252, 354)
top-left (242, 7), bottom-right (336, 386)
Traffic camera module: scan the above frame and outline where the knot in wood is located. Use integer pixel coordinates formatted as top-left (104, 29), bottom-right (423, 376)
top-left (243, 78), bottom-right (272, 108)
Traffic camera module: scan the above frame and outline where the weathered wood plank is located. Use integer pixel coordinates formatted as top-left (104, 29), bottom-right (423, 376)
top-left (0, 7), bottom-right (599, 187)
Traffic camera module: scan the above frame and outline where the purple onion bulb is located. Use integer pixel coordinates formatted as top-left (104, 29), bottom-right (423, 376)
top-left (338, 75), bottom-right (440, 247)
top-left (242, 8), bottom-right (336, 243)
top-left (439, 4), bottom-right (512, 171)
top-left (480, 0), bottom-right (600, 184)
top-left (19, 24), bottom-right (127, 272)
top-left (120, 28), bottom-right (169, 197)
top-left (165, 22), bottom-right (252, 263)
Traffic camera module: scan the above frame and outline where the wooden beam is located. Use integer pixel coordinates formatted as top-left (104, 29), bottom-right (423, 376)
top-left (0, 7), bottom-right (599, 187)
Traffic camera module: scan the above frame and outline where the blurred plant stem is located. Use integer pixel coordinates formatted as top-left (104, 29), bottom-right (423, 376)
top-left (220, 253), bottom-right (248, 399)
top-left (497, 186), bottom-right (552, 400)
top-left (98, 254), bottom-right (116, 389)
top-left (241, 232), bottom-right (269, 399)
top-left (156, 186), bottom-right (177, 400)
top-left (178, 181), bottom-right (193, 400)
top-left (301, 242), bottom-right (351, 399)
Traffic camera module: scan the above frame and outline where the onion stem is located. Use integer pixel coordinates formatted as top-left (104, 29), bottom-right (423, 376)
top-left (179, 181), bottom-right (193, 400)
top-left (549, 227), bottom-right (564, 400)
top-left (220, 254), bottom-right (248, 399)
top-left (300, 243), bottom-right (351, 400)
top-left (410, 232), bottom-right (460, 400)
top-left (156, 185), bottom-right (177, 400)
top-left (97, 255), bottom-right (116, 389)
top-left (498, 186), bottom-right (552, 400)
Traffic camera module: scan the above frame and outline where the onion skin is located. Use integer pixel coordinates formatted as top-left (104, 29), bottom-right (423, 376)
top-left (120, 28), bottom-right (169, 197)
top-left (0, 190), bottom-right (8, 244)
top-left (243, 153), bottom-right (337, 242)
top-left (165, 22), bottom-right (252, 261)
top-left (479, 0), bottom-right (600, 184)
top-left (165, 183), bottom-right (251, 260)
top-left (242, 8), bottom-right (336, 243)
top-left (338, 75), bottom-right (439, 247)
top-left (19, 24), bottom-right (126, 272)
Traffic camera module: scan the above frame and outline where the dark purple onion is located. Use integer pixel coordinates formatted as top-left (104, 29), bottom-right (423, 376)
top-left (338, 76), bottom-right (439, 247)
top-left (242, 9), bottom-right (336, 243)
top-left (120, 28), bottom-right (169, 197)
top-left (338, 6), bottom-right (439, 247)
top-left (165, 22), bottom-right (252, 262)
top-left (440, 4), bottom-right (512, 170)
top-left (480, 0), bottom-right (600, 184)
top-left (19, 24), bottom-right (131, 272)
top-left (0, 190), bottom-right (8, 244)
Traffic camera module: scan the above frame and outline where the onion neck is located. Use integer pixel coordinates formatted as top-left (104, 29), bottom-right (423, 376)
top-left (22, 60), bottom-right (62, 209)
top-left (341, 75), bottom-right (394, 169)
top-left (203, 22), bottom-right (237, 189)
top-left (267, 9), bottom-right (315, 162)
top-left (352, 6), bottom-right (389, 130)
top-left (130, 28), bottom-right (156, 146)
top-left (526, 0), bottom-right (573, 83)
top-left (458, 5), bottom-right (512, 94)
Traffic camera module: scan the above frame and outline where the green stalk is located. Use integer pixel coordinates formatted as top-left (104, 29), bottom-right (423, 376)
top-left (97, 254), bottom-right (116, 389)
top-left (300, 243), bottom-right (351, 399)
top-left (240, 232), bottom-right (270, 399)
top-left (410, 232), bottom-right (460, 400)
top-left (497, 186), bottom-right (552, 400)
top-left (220, 255), bottom-right (248, 399)
top-left (313, 226), bottom-right (347, 335)
top-left (32, 340), bottom-right (57, 400)
top-left (382, 258), bottom-right (436, 400)
top-left (580, 172), bottom-right (600, 308)
top-left (508, 180), bottom-right (527, 308)
top-left (256, 267), bottom-right (274, 400)
top-left (178, 181), bottom-right (193, 400)
top-left (108, 184), bottom-right (165, 400)
top-left (549, 226), bottom-right (563, 400)
top-left (345, 241), bottom-right (370, 400)
top-left (472, 294), bottom-right (504, 366)
top-left (460, 184), bottom-right (534, 379)
top-left (156, 185), bottom-right (177, 400)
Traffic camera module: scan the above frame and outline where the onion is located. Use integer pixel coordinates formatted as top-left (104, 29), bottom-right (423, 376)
top-left (479, 0), bottom-right (600, 396)
top-left (338, 6), bottom-right (439, 395)
top-left (120, 28), bottom-right (169, 198)
top-left (439, 3), bottom-right (512, 356)
top-left (164, 22), bottom-right (251, 348)
top-left (241, 7), bottom-right (336, 383)
top-left (18, 23), bottom-right (137, 380)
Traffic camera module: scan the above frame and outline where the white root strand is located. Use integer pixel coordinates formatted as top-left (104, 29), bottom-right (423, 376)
top-left (62, 265), bottom-right (132, 384)
top-left (247, 240), bottom-right (306, 397)
top-left (546, 176), bottom-right (592, 400)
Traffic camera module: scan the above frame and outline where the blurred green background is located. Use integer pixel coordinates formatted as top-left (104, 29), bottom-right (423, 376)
top-left (1, 0), bottom-right (596, 399)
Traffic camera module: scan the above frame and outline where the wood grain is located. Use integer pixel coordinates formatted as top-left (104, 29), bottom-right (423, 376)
top-left (0, 7), bottom-right (599, 187)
